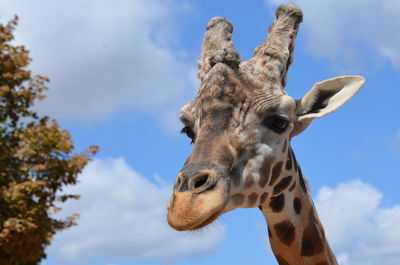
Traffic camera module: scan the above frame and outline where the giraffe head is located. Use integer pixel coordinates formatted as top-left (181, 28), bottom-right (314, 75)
top-left (167, 3), bottom-right (365, 231)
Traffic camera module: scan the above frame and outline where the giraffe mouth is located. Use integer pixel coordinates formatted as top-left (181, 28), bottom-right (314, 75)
top-left (190, 209), bottom-right (222, 230)
top-left (167, 178), bottom-right (229, 231)
top-left (167, 200), bottom-right (225, 231)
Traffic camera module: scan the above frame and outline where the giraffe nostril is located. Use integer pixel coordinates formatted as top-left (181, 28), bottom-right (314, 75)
top-left (193, 174), bottom-right (209, 189)
top-left (181, 166), bottom-right (219, 192)
top-left (175, 173), bottom-right (186, 190)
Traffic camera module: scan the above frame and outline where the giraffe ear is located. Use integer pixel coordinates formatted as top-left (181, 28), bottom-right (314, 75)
top-left (291, 76), bottom-right (365, 137)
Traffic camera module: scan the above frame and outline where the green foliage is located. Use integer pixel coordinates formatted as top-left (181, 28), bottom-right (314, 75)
top-left (0, 17), bottom-right (98, 265)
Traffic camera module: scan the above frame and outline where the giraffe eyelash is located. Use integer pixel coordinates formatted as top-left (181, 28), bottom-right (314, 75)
top-left (181, 126), bottom-right (195, 144)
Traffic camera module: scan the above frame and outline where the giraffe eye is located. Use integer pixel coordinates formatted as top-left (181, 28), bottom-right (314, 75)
top-left (263, 116), bottom-right (289, 134)
top-left (181, 126), bottom-right (195, 143)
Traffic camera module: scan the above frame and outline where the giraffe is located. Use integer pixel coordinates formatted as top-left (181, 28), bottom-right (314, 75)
top-left (167, 3), bottom-right (365, 265)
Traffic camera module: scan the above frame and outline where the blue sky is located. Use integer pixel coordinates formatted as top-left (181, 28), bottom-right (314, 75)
top-left (1, 0), bottom-right (400, 265)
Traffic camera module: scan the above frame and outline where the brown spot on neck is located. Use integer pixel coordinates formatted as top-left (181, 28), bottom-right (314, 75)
top-left (274, 220), bottom-right (295, 246)
top-left (288, 181), bottom-right (296, 191)
top-left (293, 197), bottom-right (302, 215)
top-left (298, 166), bottom-right (308, 193)
top-left (259, 157), bottom-right (274, 188)
top-left (269, 193), bottom-right (285, 212)
top-left (301, 209), bottom-right (325, 256)
top-left (269, 161), bottom-right (283, 186)
top-left (273, 175), bottom-right (293, 195)
top-left (260, 192), bottom-right (269, 205)
top-left (247, 192), bottom-right (259, 206)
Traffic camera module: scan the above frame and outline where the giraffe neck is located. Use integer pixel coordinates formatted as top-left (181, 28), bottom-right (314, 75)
top-left (259, 149), bottom-right (338, 265)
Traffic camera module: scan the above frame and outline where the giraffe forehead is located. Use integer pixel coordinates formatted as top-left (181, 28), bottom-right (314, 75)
top-left (179, 92), bottom-right (244, 131)
top-left (179, 60), bottom-right (295, 124)
top-left (179, 87), bottom-right (244, 125)
top-left (181, 89), bottom-right (291, 124)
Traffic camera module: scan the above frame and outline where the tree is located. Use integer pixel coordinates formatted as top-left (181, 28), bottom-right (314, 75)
top-left (0, 17), bottom-right (98, 265)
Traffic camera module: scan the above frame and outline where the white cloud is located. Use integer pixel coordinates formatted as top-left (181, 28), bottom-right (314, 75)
top-left (267, 0), bottom-right (400, 71)
top-left (0, 0), bottom-right (195, 131)
top-left (315, 180), bottom-right (400, 265)
top-left (45, 158), bottom-right (225, 264)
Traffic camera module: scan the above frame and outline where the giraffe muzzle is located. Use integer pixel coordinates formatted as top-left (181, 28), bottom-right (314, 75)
top-left (167, 162), bottom-right (229, 231)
